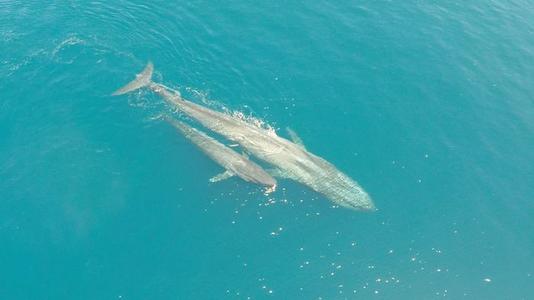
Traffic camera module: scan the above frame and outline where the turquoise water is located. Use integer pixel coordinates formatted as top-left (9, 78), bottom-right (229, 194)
top-left (1, 1), bottom-right (533, 299)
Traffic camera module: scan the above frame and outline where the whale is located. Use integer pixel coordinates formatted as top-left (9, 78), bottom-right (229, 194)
top-left (164, 116), bottom-right (277, 190)
top-left (114, 62), bottom-right (375, 211)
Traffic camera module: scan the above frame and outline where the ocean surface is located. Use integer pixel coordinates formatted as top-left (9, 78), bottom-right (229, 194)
top-left (1, 1), bottom-right (533, 299)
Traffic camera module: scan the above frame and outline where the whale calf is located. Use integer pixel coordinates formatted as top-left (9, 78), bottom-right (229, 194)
top-left (114, 62), bottom-right (375, 211)
top-left (165, 116), bottom-right (277, 190)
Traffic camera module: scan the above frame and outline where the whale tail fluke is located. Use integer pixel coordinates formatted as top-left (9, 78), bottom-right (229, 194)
top-left (112, 62), bottom-right (154, 95)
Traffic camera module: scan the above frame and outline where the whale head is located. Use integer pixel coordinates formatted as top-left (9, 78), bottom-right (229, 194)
top-left (321, 173), bottom-right (375, 211)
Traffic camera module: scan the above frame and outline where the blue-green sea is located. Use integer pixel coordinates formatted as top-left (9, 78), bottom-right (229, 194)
top-left (1, 1), bottom-right (533, 299)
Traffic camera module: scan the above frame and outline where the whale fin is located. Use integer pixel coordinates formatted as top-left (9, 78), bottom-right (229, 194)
top-left (112, 62), bottom-right (154, 95)
top-left (286, 127), bottom-right (305, 149)
top-left (209, 170), bottom-right (234, 182)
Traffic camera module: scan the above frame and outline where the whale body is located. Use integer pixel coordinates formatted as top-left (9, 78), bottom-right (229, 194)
top-left (165, 116), bottom-right (276, 190)
top-left (114, 62), bottom-right (375, 211)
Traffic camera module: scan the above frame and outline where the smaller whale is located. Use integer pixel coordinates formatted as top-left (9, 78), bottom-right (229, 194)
top-left (164, 116), bottom-right (277, 191)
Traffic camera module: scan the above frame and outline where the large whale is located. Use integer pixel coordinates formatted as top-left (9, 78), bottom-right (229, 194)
top-left (114, 62), bottom-right (375, 211)
top-left (164, 116), bottom-right (277, 190)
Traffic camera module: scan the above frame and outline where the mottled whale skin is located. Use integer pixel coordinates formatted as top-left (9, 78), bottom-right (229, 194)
top-left (165, 116), bottom-right (277, 189)
top-left (114, 62), bottom-right (375, 211)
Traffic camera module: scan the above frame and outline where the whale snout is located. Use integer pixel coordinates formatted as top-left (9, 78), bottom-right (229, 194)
top-left (344, 195), bottom-right (376, 211)
top-left (323, 177), bottom-right (376, 211)
top-left (259, 174), bottom-right (277, 188)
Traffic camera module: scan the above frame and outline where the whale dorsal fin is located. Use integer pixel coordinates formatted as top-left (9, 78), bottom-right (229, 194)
top-left (209, 170), bottom-right (234, 182)
top-left (286, 127), bottom-right (306, 149)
